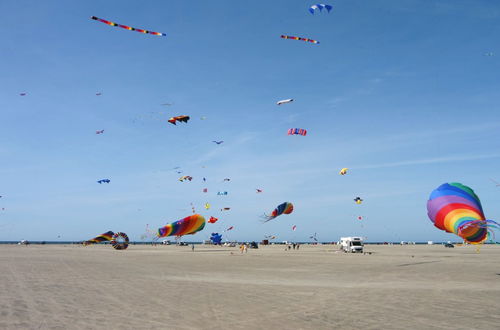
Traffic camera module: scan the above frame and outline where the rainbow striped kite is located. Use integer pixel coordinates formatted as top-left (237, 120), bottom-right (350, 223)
top-left (281, 35), bottom-right (319, 44)
top-left (157, 214), bottom-right (206, 238)
top-left (91, 16), bottom-right (166, 36)
top-left (427, 183), bottom-right (498, 244)
top-left (84, 231), bottom-right (114, 245)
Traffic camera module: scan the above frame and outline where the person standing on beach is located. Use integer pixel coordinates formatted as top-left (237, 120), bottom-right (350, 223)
top-left (191, 244), bottom-right (195, 252)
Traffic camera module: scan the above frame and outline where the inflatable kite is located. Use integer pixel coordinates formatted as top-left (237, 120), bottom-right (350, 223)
top-left (262, 202), bottom-right (294, 222)
top-left (287, 128), bottom-right (307, 136)
top-left (156, 214), bottom-right (206, 238)
top-left (97, 179), bottom-right (110, 184)
top-left (179, 176), bottom-right (193, 182)
top-left (111, 232), bottom-right (129, 250)
top-left (212, 141), bottom-right (224, 144)
top-left (427, 183), bottom-right (499, 244)
top-left (223, 178), bottom-right (231, 182)
top-left (354, 197), bottom-right (363, 204)
top-left (84, 231), bottom-right (114, 245)
top-left (96, 92), bottom-right (102, 96)
top-left (96, 130), bottom-right (104, 134)
top-left (91, 16), bottom-right (166, 36)
top-left (277, 99), bottom-right (293, 105)
top-left (210, 232), bottom-right (222, 244)
top-left (168, 115), bottom-right (190, 125)
top-left (309, 4), bottom-right (332, 14)
top-left (19, 92), bottom-right (27, 96)
top-left (339, 168), bottom-right (348, 175)
top-left (208, 216), bottom-right (218, 224)
top-left (281, 35), bottom-right (320, 44)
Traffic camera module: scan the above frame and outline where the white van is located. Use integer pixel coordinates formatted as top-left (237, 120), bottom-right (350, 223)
top-left (339, 237), bottom-right (364, 253)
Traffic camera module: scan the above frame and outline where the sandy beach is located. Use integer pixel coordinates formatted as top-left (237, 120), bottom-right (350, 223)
top-left (1, 244), bottom-right (499, 329)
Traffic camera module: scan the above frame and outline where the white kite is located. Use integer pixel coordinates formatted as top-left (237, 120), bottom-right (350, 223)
top-left (277, 99), bottom-right (294, 106)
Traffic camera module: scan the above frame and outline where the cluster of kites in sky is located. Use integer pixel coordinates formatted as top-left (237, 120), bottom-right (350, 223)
top-left (10, 4), bottom-right (498, 249)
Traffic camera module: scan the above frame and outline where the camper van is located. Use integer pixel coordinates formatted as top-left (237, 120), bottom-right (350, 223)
top-left (339, 237), bottom-right (364, 253)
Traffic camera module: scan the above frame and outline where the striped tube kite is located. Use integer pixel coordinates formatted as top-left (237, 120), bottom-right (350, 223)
top-left (84, 231), bottom-right (114, 245)
top-left (427, 183), bottom-right (499, 244)
top-left (281, 35), bottom-right (320, 44)
top-left (287, 128), bottom-right (307, 136)
top-left (156, 214), bottom-right (206, 238)
top-left (262, 202), bottom-right (294, 222)
top-left (91, 16), bottom-right (166, 36)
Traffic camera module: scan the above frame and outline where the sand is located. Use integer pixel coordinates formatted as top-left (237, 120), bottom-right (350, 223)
top-left (0, 244), bottom-right (499, 330)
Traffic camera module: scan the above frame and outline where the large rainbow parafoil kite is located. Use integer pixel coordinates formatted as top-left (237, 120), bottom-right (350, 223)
top-left (427, 183), bottom-right (498, 243)
top-left (156, 214), bottom-right (205, 238)
top-left (262, 202), bottom-right (294, 222)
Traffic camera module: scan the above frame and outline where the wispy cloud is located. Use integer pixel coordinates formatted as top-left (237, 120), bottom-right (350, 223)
top-left (353, 153), bottom-right (500, 170)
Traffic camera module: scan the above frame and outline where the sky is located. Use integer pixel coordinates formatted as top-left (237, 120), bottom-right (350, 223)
top-left (0, 0), bottom-right (499, 242)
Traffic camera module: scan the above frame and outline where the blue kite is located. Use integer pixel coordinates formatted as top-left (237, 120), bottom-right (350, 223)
top-left (309, 4), bottom-right (332, 14)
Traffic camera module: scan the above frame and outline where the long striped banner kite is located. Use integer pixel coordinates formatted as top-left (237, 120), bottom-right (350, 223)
top-left (281, 35), bottom-right (319, 44)
top-left (91, 16), bottom-right (166, 36)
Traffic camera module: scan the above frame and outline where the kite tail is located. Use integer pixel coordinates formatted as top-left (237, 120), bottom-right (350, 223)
top-left (260, 214), bottom-right (275, 223)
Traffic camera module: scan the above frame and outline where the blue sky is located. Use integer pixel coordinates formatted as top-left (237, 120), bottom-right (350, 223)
top-left (1, 0), bottom-right (499, 242)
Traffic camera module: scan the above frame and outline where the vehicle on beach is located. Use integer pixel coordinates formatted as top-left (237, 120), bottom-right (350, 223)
top-left (444, 243), bottom-right (454, 248)
top-left (339, 237), bottom-right (364, 253)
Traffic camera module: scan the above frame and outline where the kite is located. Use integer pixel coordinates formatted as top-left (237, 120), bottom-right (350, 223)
top-left (179, 176), bottom-right (193, 182)
top-left (168, 115), bottom-right (190, 125)
top-left (91, 16), bottom-right (166, 36)
top-left (256, 189), bottom-right (263, 193)
top-left (484, 52), bottom-right (494, 56)
top-left (203, 188), bottom-right (208, 193)
top-left (357, 216), bottom-right (363, 220)
top-left (262, 202), bottom-right (294, 222)
top-left (217, 191), bottom-right (228, 196)
top-left (208, 216), bottom-right (218, 224)
top-left (309, 4), bottom-right (333, 14)
top-left (210, 232), bottom-right (222, 244)
top-left (96, 92), bottom-right (102, 96)
top-left (96, 130), bottom-right (104, 134)
top-left (277, 99), bottom-right (293, 105)
top-left (212, 141), bottom-right (224, 144)
top-left (281, 35), bottom-right (319, 44)
top-left (97, 179), bottom-right (110, 184)
top-left (292, 225), bottom-right (297, 231)
top-left (489, 178), bottom-right (500, 187)
top-left (205, 203), bottom-right (211, 210)
top-left (287, 128), bottom-right (307, 136)
top-left (161, 103), bottom-right (173, 106)
top-left (223, 178), bottom-right (231, 182)
top-left (427, 183), bottom-right (499, 244)
top-left (310, 233), bottom-right (318, 242)
top-left (19, 93), bottom-right (27, 96)
top-left (156, 214), bottom-right (206, 238)
top-left (84, 231), bottom-right (114, 245)
top-left (203, 177), bottom-right (206, 182)
top-left (111, 232), bottom-right (129, 250)
top-left (225, 226), bottom-right (234, 231)
top-left (221, 207), bottom-right (231, 211)
top-left (339, 168), bottom-right (348, 175)
top-left (354, 197), bottom-right (363, 204)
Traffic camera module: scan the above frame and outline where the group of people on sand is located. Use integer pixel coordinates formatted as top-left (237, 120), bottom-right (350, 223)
top-left (285, 243), bottom-right (300, 251)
